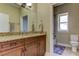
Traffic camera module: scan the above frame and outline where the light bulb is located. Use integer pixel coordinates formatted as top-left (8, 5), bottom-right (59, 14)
top-left (27, 3), bottom-right (32, 6)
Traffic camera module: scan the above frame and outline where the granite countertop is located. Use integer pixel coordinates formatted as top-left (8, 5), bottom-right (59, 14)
top-left (0, 32), bottom-right (46, 42)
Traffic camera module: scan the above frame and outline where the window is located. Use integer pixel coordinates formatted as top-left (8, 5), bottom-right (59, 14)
top-left (58, 13), bottom-right (68, 31)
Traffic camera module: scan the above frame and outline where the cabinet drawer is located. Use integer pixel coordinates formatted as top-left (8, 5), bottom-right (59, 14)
top-left (25, 37), bottom-right (36, 44)
top-left (10, 39), bottom-right (24, 47)
top-left (0, 41), bottom-right (10, 51)
top-left (16, 39), bottom-right (24, 46)
top-left (0, 46), bottom-right (23, 56)
top-left (0, 39), bottom-right (24, 52)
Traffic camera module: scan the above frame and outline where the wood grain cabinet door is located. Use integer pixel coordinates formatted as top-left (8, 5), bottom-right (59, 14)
top-left (39, 36), bottom-right (46, 56)
top-left (25, 41), bottom-right (38, 56)
top-left (0, 46), bottom-right (23, 56)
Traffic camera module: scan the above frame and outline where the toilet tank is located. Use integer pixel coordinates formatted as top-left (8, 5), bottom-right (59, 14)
top-left (70, 34), bottom-right (78, 41)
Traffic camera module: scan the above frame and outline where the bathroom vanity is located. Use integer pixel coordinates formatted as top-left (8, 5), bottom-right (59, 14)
top-left (0, 32), bottom-right (46, 56)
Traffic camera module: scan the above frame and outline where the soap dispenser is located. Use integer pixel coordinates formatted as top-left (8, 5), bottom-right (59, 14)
top-left (32, 21), bottom-right (35, 32)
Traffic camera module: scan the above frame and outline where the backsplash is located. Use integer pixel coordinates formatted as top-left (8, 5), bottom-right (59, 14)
top-left (0, 32), bottom-right (44, 37)
top-left (0, 32), bottom-right (27, 36)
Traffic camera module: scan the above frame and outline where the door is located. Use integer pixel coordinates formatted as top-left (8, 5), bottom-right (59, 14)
top-left (23, 16), bottom-right (28, 32)
top-left (25, 39), bottom-right (38, 56)
top-left (39, 36), bottom-right (46, 56)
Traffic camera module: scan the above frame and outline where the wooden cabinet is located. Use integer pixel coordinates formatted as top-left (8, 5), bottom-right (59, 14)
top-left (24, 35), bottom-right (46, 56)
top-left (0, 35), bottom-right (46, 56)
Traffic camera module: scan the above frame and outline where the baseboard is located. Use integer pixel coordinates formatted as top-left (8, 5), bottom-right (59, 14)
top-left (45, 51), bottom-right (50, 56)
top-left (57, 43), bottom-right (71, 47)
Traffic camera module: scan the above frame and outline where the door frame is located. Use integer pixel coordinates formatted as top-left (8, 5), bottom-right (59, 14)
top-left (49, 4), bottom-right (54, 56)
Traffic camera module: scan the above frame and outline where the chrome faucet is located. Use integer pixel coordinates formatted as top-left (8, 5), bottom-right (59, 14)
top-left (39, 20), bottom-right (43, 32)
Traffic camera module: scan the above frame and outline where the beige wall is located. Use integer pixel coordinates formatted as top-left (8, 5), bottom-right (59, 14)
top-left (54, 3), bottom-right (79, 45)
top-left (34, 3), bottom-right (53, 54)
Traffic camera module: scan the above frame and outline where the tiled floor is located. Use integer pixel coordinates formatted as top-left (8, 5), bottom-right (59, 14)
top-left (45, 47), bottom-right (79, 56)
top-left (54, 47), bottom-right (79, 56)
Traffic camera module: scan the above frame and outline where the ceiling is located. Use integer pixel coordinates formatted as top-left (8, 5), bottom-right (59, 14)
top-left (10, 3), bottom-right (64, 8)
top-left (53, 3), bottom-right (64, 7)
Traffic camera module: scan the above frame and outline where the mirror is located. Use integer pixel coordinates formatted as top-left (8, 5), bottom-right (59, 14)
top-left (0, 13), bottom-right (29, 33)
top-left (0, 3), bottom-right (37, 36)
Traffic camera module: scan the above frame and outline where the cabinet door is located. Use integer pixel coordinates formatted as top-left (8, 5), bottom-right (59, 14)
top-left (39, 36), bottom-right (46, 56)
top-left (0, 46), bottom-right (23, 56)
top-left (25, 41), bottom-right (38, 56)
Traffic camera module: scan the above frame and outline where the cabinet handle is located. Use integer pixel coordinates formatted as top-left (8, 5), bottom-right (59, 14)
top-left (24, 47), bottom-right (27, 51)
top-left (21, 47), bottom-right (27, 56)
top-left (21, 48), bottom-right (25, 56)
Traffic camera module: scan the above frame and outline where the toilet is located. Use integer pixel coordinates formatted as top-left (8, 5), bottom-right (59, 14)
top-left (70, 34), bottom-right (79, 52)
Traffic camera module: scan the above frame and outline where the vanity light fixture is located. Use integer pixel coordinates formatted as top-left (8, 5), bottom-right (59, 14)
top-left (21, 3), bottom-right (26, 8)
top-left (21, 3), bottom-right (32, 8)
top-left (27, 3), bottom-right (32, 8)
